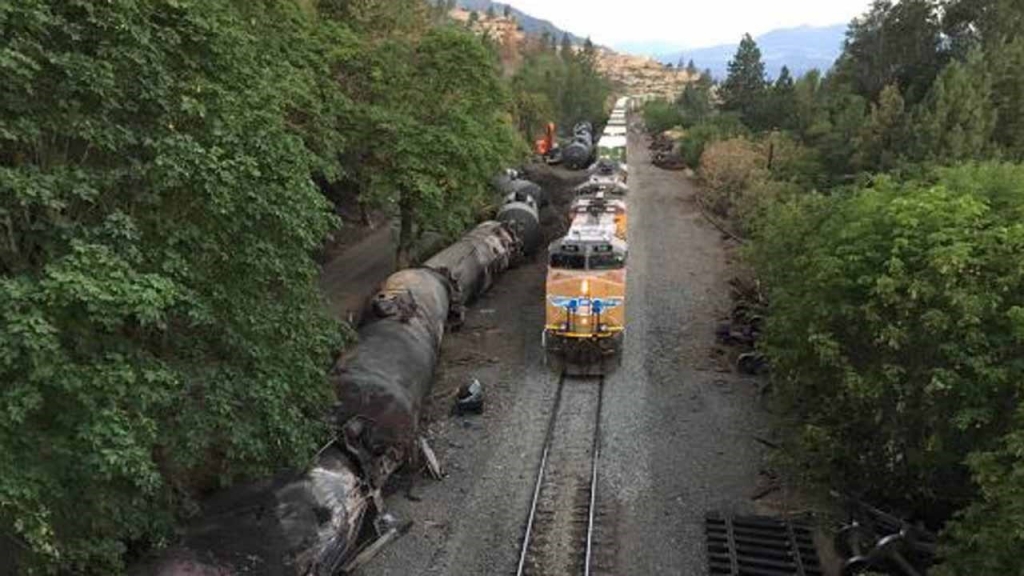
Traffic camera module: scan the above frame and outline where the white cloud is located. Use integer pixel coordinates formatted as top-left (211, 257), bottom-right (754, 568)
top-left (506, 0), bottom-right (872, 49)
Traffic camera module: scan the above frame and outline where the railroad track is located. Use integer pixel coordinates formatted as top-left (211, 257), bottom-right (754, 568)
top-left (516, 372), bottom-right (610, 576)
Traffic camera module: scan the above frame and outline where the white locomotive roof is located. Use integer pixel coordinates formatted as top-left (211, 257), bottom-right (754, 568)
top-left (598, 135), bottom-right (627, 148)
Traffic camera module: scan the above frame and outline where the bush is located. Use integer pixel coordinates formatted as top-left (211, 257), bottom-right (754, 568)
top-left (642, 99), bottom-right (685, 133)
top-left (679, 113), bottom-right (748, 167)
top-left (938, 406), bottom-right (1024, 576)
top-left (698, 137), bottom-right (768, 219)
top-left (761, 132), bottom-right (827, 190)
top-left (751, 162), bottom-right (1024, 537)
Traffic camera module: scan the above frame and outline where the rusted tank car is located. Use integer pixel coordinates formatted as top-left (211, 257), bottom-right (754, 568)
top-left (563, 122), bottom-right (595, 170)
top-left (423, 221), bottom-right (520, 323)
top-left (142, 176), bottom-right (548, 575)
top-left (497, 194), bottom-right (542, 257)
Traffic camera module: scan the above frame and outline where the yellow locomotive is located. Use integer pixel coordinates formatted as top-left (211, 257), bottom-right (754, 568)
top-left (543, 215), bottom-right (627, 362)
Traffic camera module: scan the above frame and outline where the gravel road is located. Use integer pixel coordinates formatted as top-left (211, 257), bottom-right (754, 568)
top-left (358, 132), bottom-right (769, 576)
top-left (595, 129), bottom-right (769, 574)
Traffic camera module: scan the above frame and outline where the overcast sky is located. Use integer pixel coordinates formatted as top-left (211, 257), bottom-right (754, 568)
top-left (507, 0), bottom-right (873, 50)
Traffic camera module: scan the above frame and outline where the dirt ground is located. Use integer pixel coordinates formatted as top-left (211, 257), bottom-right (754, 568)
top-left (346, 131), bottom-right (809, 575)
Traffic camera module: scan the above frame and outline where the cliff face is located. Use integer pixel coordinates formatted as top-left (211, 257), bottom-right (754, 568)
top-left (453, 8), bottom-right (695, 100)
top-left (595, 48), bottom-right (695, 101)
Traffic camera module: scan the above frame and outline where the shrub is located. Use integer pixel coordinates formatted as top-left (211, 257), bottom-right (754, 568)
top-left (679, 113), bottom-right (748, 167)
top-left (642, 99), bottom-right (685, 133)
top-left (751, 162), bottom-right (1024, 533)
top-left (938, 406), bottom-right (1024, 576)
top-left (698, 137), bottom-right (768, 218)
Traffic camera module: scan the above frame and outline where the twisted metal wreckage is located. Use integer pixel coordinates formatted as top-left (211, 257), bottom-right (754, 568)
top-left (149, 174), bottom-right (545, 575)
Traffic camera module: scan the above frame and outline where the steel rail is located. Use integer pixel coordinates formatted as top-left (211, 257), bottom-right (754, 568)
top-left (515, 372), bottom-right (604, 576)
top-left (584, 375), bottom-right (604, 576)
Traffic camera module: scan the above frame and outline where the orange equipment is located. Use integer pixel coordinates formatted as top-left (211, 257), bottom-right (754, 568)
top-left (534, 122), bottom-right (556, 156)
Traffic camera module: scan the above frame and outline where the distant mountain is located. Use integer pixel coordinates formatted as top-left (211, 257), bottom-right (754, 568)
top-left (613, 40), bottom-right (686, 58)
top-left (657, 24), bottom-right (848, 80)
top-left (454, 1), bottom-right (582, 43)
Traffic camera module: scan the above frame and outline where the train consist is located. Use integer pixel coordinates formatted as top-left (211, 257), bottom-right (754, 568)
top-left (544, 97), bottom-right (631, 365)
top-left (597, 100), bottom-right (628, 163)
top-left (149, 172), bottom-right (547, 575)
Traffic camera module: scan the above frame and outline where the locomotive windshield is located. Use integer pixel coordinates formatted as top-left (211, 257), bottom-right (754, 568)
top-left (549, 244), bottom-right (626, 270)
top-left (550, 253), bottom-right (586, 270)
top-left (588, 252), bottom-right (626, 270)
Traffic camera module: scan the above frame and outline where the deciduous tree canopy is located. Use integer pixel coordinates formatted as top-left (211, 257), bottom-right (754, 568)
top-left (0, 0), bottom-right (528, 572)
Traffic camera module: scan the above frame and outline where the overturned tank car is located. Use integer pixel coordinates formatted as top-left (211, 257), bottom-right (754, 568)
top-left (562, 121), bottom-right (595, 170)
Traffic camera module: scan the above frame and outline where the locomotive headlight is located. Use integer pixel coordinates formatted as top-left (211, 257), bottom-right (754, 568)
top-left (581, 278), bottom-right (590, 296)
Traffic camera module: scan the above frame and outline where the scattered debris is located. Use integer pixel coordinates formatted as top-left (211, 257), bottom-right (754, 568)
top-left (716, 275), bottom-right (770, 375)
top-left (833, 493), bottom-right (938, 576)
top-left (753, 435), bottom-right (781, 449)
top-left (340, 517), bottom-right (413, 574)
top-left (654, 150), bottom-right (687, 170)
top-left (648, 132), bottom-right (675, 152)
top-left (737, 351), bottom-right (769, 375)
top-left (454, 378), bottom-right (484, 415)
top-left (419, 437), bottom-right (443, 480)
top-left (751, 468), bottom-right (781, 500)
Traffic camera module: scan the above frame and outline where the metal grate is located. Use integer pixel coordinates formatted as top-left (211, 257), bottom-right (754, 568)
top-left (706, 513), bottom-right (823, 576)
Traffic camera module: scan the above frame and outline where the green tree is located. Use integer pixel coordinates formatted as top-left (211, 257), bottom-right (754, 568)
top-left (834, 0), bottom-right (945, 105)
top-left (676, 73), bottom-right (715, 127)
top-left (720, 33), bottom-right (768, 129)
top-left (988, 38), bottom-right (1024, 159)
top-left (560, 32), bottom-right (573, 59)
top-left (504, 4), bottom-right (512, 18)
top-left (686, 59), bottom-right (699, 76)
top-left (0, 1), bottom-right (348, 571)
top-left (486, 5), bottom-right (495, 18)
top-left (854, 83), bottom-right (910, 170)
top-left (343, 26), bottom-right (524, 267)
top-left (792, 69), bottom-right (823, 139)
top-left (765, 66), bottom-right (797, 130)
top-left (943, 0), bottom-right (1024, 56)
top-left (803, 79), bottom-right (867, 178)
top-left (913, 49), bottom-right (996, 162)
top-left (938, 406), bottom-right (1024, 576)
top-left (751, 162), bottom-right (1024, 518)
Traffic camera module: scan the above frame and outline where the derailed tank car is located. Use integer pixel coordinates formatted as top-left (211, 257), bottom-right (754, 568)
top-left (143, 177), bottom-right (546, 575)
top-left (497, 194), bottom-right (542, 257)
top-left (562, 121), bottom-right (595, 170)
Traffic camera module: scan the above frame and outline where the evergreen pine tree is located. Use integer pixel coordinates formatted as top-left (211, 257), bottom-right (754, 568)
top-left (988, 38), bottom-right (1024, 159)
top-left (915, 49), bottom-right (996, 162)
top-left (720, 33), bottom-right (768, 129)
top-left (768, 65), bottom-right (797, 130)
top-left (855, 83), bottom-right (909, 170)
top-left (560, 32), bottom-right (573, 59)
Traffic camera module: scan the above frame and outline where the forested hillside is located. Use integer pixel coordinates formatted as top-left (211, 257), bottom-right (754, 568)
top-left (645, 1), bottom-right (1024, 573)
top-left (0, 1), bottom-right (608, 573)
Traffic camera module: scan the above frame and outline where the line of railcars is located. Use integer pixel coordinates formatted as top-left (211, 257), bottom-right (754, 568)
top-left (544, 97), bottom-right (632, 365)
top-left (146, 171), bottom-right (548, 575)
